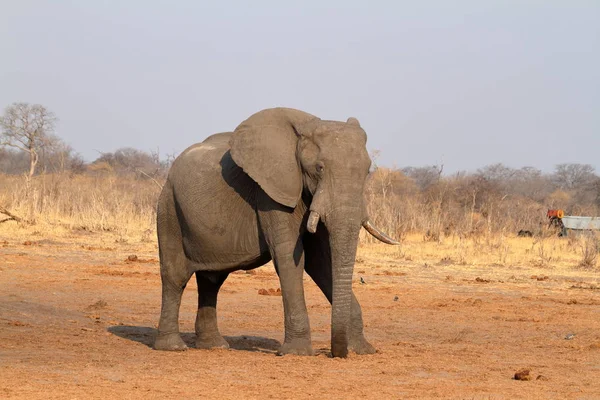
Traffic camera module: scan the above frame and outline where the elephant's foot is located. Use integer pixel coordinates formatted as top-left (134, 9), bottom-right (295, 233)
top-left (195, 334), bottom-right (230, 350)
top-left (349, 336), bottom-right (376, 355)
top-left (153, 332), bottom-right (188, 351)
top-left (277, 338), bottom-right (314, 356)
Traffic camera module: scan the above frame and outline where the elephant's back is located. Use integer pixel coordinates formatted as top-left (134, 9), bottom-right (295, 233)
top-left (167, 132), bottom-right (265, 266)
top-left (170, 132), bottom-right (232, 174)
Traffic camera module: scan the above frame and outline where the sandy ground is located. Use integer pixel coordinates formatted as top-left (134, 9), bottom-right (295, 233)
top-left (1, 232), bottom-right (599, 399)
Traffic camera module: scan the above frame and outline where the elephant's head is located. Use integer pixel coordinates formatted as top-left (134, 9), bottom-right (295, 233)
top-left (230, 107), bottom-right (398, 357)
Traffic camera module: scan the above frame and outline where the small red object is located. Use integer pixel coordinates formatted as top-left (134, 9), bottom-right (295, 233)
top-left (547, 209), bottom-right (564, 219)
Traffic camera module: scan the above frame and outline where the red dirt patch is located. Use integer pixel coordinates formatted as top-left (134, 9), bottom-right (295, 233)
top-left (1, 239), bottom-right (599, 399)
top-left (258, 288), bottom-right (282, 296)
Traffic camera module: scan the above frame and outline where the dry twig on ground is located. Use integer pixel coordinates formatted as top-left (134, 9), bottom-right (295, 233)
top-left (0, 205), bottom-right (23, 223)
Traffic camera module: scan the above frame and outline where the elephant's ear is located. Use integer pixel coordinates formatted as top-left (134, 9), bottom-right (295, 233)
top-left (229, 121), bottom-right (303, 208)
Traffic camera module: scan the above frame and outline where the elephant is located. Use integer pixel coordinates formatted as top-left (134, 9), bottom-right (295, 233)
top-left (153, 107), bottom-right (398, 358)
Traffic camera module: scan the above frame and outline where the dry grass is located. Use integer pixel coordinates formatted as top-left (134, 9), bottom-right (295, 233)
top-left (578, 232), bottom-right (599, 269)
top-left (357, 232), bottom-right (591, 272)
top-left (0, 173), bottom-right (161, 240)
top-left (1, 172), bottom-right (599, 272)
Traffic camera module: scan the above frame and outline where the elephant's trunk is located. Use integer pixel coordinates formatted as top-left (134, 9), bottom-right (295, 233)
top-left (307, 175), bottom-right (398, 357)
top-left (324, 207), bottom-right (362, 358)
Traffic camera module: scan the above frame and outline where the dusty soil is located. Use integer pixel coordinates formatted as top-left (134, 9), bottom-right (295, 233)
top-left (1, 235), bottom-right (599, 399)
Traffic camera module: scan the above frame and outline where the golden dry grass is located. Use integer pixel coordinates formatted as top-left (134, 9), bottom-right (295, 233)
top-left (1, 172), bottom-right (598, 272)
top-left (0, 173), bottom-right (159, 239)
top-left (358, 232), bottom-right (599, 273)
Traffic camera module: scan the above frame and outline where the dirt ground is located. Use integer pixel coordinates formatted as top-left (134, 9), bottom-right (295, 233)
top-left (1, 232), bottom-right (599, 399)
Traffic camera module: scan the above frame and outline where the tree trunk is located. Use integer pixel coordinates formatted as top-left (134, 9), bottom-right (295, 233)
top-left (28, 150), bottom-right (38, 178)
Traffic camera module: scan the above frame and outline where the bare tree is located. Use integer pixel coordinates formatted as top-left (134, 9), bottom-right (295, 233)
top-left (39, 135), bottom-right (86, 174)
top-left (93, 147), bottom-right (159, 176)
top-left (477, 163), bottom-right (515, 181)
top-left (402, 165), bottom-right (443, 191)
top-left (0, 103), bottom-right (57, 178)
top-left (552, 163), bottom-right (596, 190)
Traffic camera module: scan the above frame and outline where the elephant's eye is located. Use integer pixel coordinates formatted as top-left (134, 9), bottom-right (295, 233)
top-left (316, 163), bottom-right (325, 174)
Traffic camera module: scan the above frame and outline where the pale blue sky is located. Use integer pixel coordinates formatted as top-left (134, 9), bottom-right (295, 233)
top-left (1, 1), bottom-right (598, 173)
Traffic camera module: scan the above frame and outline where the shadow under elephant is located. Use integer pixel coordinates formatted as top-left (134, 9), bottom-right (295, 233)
top-left (107, 326), bottom-right (282, 354)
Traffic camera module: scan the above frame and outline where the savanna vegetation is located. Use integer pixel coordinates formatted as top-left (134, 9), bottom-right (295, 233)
top-left (1, 102), bottom-right (599, 269)
top-left (2, 103), bottom-right (600, 400)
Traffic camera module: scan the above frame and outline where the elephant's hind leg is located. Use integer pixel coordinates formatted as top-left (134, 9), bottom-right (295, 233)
top-left (154, 183), bottom-right (193, 351)
top-left (154, 269), bottom-right (192, 351)
top-left (194, 272), bottom-right (230, 349)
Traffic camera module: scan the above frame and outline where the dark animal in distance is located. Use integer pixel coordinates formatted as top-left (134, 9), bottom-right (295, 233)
top-left (517, 230), bottom-right (533, 237)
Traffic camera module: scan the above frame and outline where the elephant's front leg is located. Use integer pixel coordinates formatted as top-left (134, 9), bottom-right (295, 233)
top-left (259, 204), bottom-right (313, 356)
top-left (306, 266), bottom-right (375, 355)
top-left (303, 230), bottom-right (376, 355)
top-left (273, 243), bottom-right (313, 356)
top-left (346, 294), bottom-right (376, 354)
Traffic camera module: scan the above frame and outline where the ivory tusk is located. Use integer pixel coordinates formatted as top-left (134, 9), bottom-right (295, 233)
top-left (307, 211), bottom-right (320, 233)
top-left (362, 220), bottom-right (400, 245)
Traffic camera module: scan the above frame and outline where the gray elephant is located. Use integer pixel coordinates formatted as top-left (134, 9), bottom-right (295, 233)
top-left (153, 107), bottom-right (398, 357)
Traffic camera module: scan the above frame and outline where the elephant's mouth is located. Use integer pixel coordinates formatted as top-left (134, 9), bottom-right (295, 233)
top-left (306, 210), bottom-right (399, 245)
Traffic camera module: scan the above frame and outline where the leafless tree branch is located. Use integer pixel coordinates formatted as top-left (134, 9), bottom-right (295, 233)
top-left (0, 205), bottom-right (23, 223)
top-left (135, 168), bottom-right (163, 190)
top-left (1, 102), bottom-right (57, 178)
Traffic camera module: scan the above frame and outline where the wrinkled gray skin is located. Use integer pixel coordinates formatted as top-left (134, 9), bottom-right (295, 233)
top-left (153, 107), bottom-right (397, 357)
